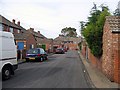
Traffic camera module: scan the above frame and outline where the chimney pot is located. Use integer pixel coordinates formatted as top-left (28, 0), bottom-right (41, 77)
top-left (17, 21), bottom-right (20, 26)
top-left (12, 19), bottom-right (15, 24)
top-left (38, 31), bottom-right (40, 34)
top-left (29, 28), bottom-right (34, 32)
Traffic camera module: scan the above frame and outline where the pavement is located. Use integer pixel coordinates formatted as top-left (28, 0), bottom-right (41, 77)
top-left (78, 51), bottom-right (120, 88)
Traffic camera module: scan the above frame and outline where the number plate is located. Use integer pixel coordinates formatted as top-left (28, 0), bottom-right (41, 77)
top-left (29, 58), bottom-right (35, 60)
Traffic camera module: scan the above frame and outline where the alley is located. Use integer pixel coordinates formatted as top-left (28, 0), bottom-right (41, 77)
top-left (2, 50), bottom-right (92, 88)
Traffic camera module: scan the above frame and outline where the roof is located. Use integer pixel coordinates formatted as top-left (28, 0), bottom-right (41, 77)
top-left (106, 16), bottom-right (120, 33)
top-left (54, 35), bottom-right (81, 43)
top-left (28, 28), bottom-right (47, 39)
top-left (14, 30), bottom-right (31, 40)
top-left (0, 15), bottom-right (20, 29)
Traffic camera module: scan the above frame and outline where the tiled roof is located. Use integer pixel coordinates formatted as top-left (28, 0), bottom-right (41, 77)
top-left (14, 30), bottom-right (31, 40)
top-left (54, 35), bottom-right (81, 44)
top-left (28, 29), bottom-right (47, 39)
top-left (0, 15), bottom-right (20, 29)
top-left (106, 16), bottom-right (120, 33)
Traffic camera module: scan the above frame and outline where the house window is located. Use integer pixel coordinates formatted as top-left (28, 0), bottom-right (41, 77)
top-left (30, 44), bottom-right (34, 49)
top-left (17, 29), bottom-right (20, 33)
top-left (10, 27), bottom-right (13, 33)
top-left (0, 23), bottom-right (3, 31)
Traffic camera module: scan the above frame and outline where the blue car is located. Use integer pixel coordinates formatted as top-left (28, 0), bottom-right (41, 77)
top-left (26, 48), bottom-right (48, 62)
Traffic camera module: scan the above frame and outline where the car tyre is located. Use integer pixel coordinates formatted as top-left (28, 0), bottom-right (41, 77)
top-left (40, 57), bottom-right (43, 62)
top-left (45, 56), bottom-right (48, 60)
top-left (2, 66), bottom-right (11, 80)
top-left (26, 59), bottom-right (29, 62)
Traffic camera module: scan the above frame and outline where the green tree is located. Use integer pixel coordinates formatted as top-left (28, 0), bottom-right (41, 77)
top-left (80, 21), bottom-right (86, 36)
top-left (61, 27), bottom-right (77, 37)
top-left (82, 4), bottom-right (111, 57)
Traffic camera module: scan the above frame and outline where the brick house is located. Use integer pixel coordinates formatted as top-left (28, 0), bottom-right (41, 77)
top-left (14, 30), bottom-right (37, 50)
top-left (0, 15), bottom-right (37, 59)
top-left (53, 34), bottom-right (81, 50)
top-left (0, 15), bottom-right (37, 50)
top-left (27, 28), bottom-right (53, 52)
top-left (102, 16), bottom-right (120, 83)
top-left (14, 30), bottom-right (37, 59)
top-left (0, 15), bottom-right (21, 33)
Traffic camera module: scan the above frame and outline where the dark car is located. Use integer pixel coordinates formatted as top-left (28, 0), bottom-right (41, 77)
top-left (26, 48), bottom-right (48, 62)
top-left (55, 48), bottom-right (65, 54)
top-left (63, 48), bottom-right (67, 52)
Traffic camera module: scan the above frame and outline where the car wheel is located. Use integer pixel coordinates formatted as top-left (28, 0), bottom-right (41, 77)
top-left (26, 59), bottom-right (29, 62)
top-left (2, 66), bottom-right (12, 80)
top-left (40, 57), bottom-right (43, 62)
top-left (45, 56), bottom-right (48, 60)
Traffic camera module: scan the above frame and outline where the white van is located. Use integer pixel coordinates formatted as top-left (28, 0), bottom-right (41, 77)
top-left (0, 31), bottom-right (18, 80)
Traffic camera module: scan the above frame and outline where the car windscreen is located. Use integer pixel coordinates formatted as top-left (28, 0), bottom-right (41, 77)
top-left (27, 49), bottom-right (39, 54)
top-left (57, 48), bottom-right (63, 50)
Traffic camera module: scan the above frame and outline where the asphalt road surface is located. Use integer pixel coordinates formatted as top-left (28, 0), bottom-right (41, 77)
top-left (2, 50), bottom-right (92, 88)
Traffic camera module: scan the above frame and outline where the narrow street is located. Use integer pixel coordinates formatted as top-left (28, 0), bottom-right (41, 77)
top-left (3, 50), bottom-right (92, 88)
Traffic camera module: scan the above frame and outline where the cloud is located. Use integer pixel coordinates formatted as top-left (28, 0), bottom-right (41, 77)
top-left (0, 0), bottom-right (119, 38)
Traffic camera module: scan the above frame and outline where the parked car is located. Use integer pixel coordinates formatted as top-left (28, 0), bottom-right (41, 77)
top-left (0, 31), bottom-right (18, 80)
top-left (55, 48), bottom-right (65, 54)
top-left (26, 48), bottom-right (48, 62)
top-left (63, 48), bottom-right (68, 52)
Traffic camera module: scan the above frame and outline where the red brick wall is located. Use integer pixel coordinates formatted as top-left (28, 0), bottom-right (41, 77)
top-left (102, 22), bottom-right (114, 81)
top-left (26, 34), bottom-right (37, 50)
top-left (88, 48), bottom-right (102, 70)
top-left (81, 43), bottom-right (102, 71)
top-left (81, 45), bottom-right (86, 58)
top-left (102, 17), bottom-right (120, 83)
top-left (81, 16), bottom-right (120, 84)
top-left (68, 43), bottom-right (78, 50)
top-left (113, 34), bottom-right (120, 83)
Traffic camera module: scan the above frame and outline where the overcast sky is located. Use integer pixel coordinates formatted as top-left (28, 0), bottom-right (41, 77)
top-left (0, 0), bottom-right (119, 38)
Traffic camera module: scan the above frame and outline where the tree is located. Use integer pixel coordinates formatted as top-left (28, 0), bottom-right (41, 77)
top-left (82, 4), bottom-right (111, 57)
top-left (80, 21), bottom-right (86, 33)
top-left (114, 1), bottom-right (120, 16)
top-left (61, 27), bottom-right (77, 37)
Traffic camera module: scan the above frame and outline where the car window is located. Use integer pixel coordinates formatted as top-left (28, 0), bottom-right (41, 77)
top-left (40, 48), bottom-right (45, 54)
top-left (57, 48), bottom-right (62, 50)
top-left (27, 49), bottom-right (39, 54)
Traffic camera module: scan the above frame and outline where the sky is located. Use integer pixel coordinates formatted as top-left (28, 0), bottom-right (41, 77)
top-left (0, 0), bottom-right (119, 39)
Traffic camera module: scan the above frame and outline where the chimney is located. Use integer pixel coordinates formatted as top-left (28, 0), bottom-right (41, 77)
top-left (29, 28), bottom-right (34, 32)
top-left (12, 19), bottom-right (15, 24)
top-left (38, 31), bottom-right (40, 34)
top-left (30, 28), bottom-right (34, 31)
top-left (17, 21), bottom-right (20, 26)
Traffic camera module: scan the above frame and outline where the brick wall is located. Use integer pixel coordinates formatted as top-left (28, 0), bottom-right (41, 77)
top-left (88, 48), bottom-right (102, 70)
top-left (68, 43), bottom-right (78, 50)
top-left (81, 16), bottom-right (120, 84)
top-left (102, 16), bottom-right (120, 83)
top-left (81, 40), bottom-right (102, 71)
top-left (102, 21), bottom-right (114, 81)
top-left (81, 44), bottom-right (86, 58)
top-left (26, 33), bottom-right (37, 50)
top-left (113, 34), bottom-right (120, 83)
